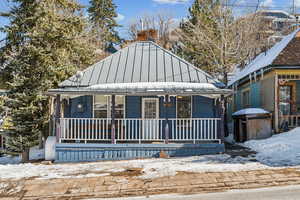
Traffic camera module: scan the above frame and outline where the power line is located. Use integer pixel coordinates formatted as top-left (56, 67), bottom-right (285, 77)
top-left (220, 3), bottom-right (296, 10)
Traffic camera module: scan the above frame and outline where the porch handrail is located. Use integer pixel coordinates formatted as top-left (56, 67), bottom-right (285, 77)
top-left (59, 118), bottom-right (221, 143)
top-left (280, 115), bottom-right (300, 128)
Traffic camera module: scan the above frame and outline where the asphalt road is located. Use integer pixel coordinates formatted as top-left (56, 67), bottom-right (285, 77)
top-left (92, 185), bottom-right (300, 200)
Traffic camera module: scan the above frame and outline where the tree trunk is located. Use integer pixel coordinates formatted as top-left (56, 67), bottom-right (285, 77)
top-left (21, 148), bottom-right (30, 163)
top-left (39, 133), bottom-right (43, 149)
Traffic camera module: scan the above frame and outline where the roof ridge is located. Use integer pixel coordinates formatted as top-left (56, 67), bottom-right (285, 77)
top-left (59, 40), bottom-right (222, 88)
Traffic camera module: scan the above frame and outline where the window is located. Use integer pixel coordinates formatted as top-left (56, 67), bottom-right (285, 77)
top-left (279, 86), bottom-right (292, 115)
top-left (94, 95), bottom-right (109, 118)
top-left (177, 96), bottom-right (192, 118)
top-left (242, 90), bottom-right (250, 108)
top-left (93, 95), bottom-right (125, 118)
top-left (114, 96), bottom-right (125, 118)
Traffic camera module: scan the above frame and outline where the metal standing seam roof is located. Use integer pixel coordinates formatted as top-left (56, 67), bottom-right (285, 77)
top-left (59, 41), bottom-right (220, 88)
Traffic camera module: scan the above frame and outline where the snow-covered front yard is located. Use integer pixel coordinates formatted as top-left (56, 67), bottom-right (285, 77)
top-left (1, 128), bottom-right (300, 180)
top-left (0, 154), bottom-right (270, 180)
top-left (242, 127), bottom-right (300, 167)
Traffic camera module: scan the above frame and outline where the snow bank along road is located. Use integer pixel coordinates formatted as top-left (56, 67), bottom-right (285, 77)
top-left (98, 185), bottom-right (300, 200)
top-left (1, 128), bottom-right (300, 198)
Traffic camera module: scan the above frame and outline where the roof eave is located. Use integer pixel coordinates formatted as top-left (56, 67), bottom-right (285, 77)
top-left (47, 88), bottom-right (232, 96)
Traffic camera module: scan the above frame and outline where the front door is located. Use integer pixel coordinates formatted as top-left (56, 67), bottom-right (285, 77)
top-left (142, 98), bottom-right (159, 140)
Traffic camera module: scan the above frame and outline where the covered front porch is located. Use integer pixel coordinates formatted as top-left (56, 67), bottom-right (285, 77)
top-left (48, 83), bottom-right (230, 162)
top-left (277, 74), bottom-right (300, 129)
top-left (51, 82), bottom-right (229, 145)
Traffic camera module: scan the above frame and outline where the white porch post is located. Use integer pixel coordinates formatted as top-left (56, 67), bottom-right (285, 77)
top-left (164, 95), bottom-right (170, 144)
top-left (111, 95), bottom-right (116, 144)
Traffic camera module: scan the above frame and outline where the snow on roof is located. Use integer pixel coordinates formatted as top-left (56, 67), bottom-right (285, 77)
top-left (228, 29), bottom-right (299, 86)
top-left (258, 10), bottom-right (296, 19)
top-left (49, 82), bottom-right (232, 96)
top-left (89, 82), bottom-right (216, 91)
top-left (232, 108), bottom-right (269, 116)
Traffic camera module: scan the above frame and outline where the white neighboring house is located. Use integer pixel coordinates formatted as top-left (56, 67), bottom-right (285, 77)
top-left (258, 10), bottom-right (297, 33)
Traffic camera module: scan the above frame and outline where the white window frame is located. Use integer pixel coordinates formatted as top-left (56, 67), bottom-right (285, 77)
top-left (93, 95), bottom-right (125, 119)
top-left (142, 98), bottom-right (159, 119)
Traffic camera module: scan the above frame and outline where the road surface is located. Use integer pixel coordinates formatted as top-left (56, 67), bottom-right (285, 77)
top-left (91, 185), bottom-right (300, 200)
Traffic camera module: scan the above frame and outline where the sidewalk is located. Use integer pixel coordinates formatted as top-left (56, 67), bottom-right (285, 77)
top-left (1, 167), bottom-right (300, 200)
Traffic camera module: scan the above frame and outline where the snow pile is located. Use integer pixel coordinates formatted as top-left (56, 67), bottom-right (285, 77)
top-left (0, 161), bottom-right (124, 180)
top-left (224, 134), bottom-right (235, 144)
top-left (232, 108), bottom-right (269, 116)
top-left (0, 146), bottom-right (44, 164)
top-left (0, 154), bottom-right (272, 180)
top-left (130, 154), bottom-right (270, 179)
top-left (243, 128), bottom-right (300, 166)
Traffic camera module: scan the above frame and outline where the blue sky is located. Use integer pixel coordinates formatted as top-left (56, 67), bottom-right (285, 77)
top-left (0, 0), bottom-right (299, 40)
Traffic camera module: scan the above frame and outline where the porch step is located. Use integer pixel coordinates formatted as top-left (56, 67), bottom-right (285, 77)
top-left (55, 143), bottom-right (225, 162)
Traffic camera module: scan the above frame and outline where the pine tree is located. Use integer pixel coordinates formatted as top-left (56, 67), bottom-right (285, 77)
top-left (0, 0), bottom-right (94, 162)
top-left (178, 0), bottom-right (223, 77)
top-left (88, 0), bottom-right (120, 50)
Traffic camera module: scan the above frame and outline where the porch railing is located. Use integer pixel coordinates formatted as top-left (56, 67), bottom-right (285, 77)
top-left (281, 115), bottom-right (300, 128)
top-left (58, 118), bottom-right (221, 143)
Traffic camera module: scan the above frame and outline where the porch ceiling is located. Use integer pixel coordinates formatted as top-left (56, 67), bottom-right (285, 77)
top-left (47, 82), bottom-right (232, 97)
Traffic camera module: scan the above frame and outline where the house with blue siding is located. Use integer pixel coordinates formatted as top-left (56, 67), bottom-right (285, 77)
top-left (228, 29), bottom-right (300, 133)
top-left (47, 41), bottom-right (231, 162)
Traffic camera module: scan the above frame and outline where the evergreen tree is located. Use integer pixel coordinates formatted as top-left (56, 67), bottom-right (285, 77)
top-left (0, 0), bottom-right (94, 161)
top-left (88, 0), bottom-right (120, 50)
top-left (178, 0), bottom-right (223, 77)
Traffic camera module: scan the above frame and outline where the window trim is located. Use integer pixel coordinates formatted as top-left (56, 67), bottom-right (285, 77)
top-left (141, 98), bottom-right (159, 119)
top-left (241, 89), bottom-right (250, 108)
top-left (93, 95), bottom-right (125, 119)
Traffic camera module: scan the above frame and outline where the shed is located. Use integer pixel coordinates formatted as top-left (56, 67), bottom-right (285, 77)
top-left (232, 108), bottom-right (272, 142)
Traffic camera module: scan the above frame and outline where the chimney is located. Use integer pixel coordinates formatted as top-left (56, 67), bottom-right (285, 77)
top-left (136, 29), bottom-right (158, 42)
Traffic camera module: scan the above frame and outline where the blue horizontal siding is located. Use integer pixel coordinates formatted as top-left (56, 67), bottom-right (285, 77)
top-left (64, 95), bottom-right (218, 119)
top-left (192, 96), bottom-right (215, 118)
top-left (56, 143), bottom-right (225, 162)
top-left (126, 96), bottom-right (141, 118)
top-left (250, 82), bottom-right (261, 108)
top-left (159, 96), bottom-right (176, 118)
top-left (64, 95), bottom-right (93, 118)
